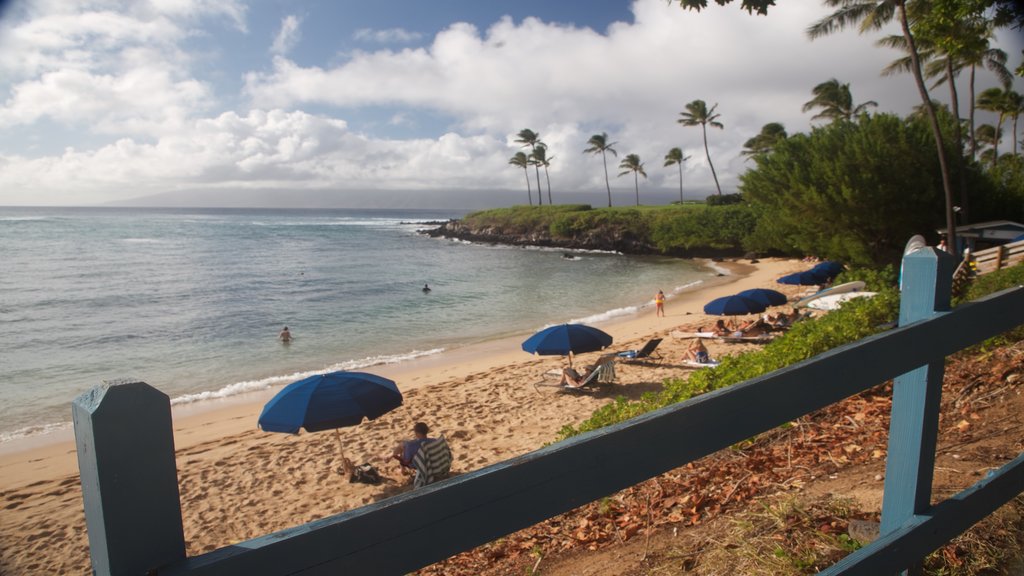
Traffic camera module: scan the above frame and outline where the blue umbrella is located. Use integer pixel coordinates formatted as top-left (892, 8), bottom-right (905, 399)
top-left (703, 295), bottom-right (767, 316)
top-left (259, 371), bottom-right (402, 434)
top-left (811, 261), bottom-right (844, 278)
top-left (777, 269), bottom-right (830, 286)
top-left (522, 323), bottom-right (613, 357)
top-left (735, 288), bottom-right (788, 307)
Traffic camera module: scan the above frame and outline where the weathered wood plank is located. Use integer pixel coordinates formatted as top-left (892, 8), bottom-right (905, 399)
top-left (880, 249), bottom-right (951, 552)
top-left (160, 286), bottom-right (1024, 576)
top-left (72, 381), bottom-right (186, 576)
top-left (821, 452), bottom-right (1024, 575)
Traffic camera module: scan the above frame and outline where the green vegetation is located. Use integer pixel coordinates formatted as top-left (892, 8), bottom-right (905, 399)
top-left (560, 260), bottom-right (1022, 442)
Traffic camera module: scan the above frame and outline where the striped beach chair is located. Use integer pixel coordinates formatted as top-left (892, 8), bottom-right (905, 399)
top-left (412, 436), bottom-right (452, 488)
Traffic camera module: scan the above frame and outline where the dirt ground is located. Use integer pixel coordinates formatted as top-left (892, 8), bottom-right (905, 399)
top-left (421, 341), bottom-right (1024, 576)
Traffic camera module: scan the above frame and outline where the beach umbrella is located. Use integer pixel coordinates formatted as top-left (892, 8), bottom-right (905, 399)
top-left (735, 288), bottom-right (788, 307)
top-left (703, 295), bottom-right (767, 316)
top-left (522, 323), bottom-right (612, 362)
top-left (777, 269), bottom-right (830, 286)
top-left (258, 371), bottom-right (403, 469)
top-left (811, 261), bottom-right (844, 279)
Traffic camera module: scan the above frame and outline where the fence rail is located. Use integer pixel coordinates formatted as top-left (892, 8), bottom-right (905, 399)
top-left (73, 249), bottom-right (1024, 576)
top-left (972, 238), bottom-right (1024, 275)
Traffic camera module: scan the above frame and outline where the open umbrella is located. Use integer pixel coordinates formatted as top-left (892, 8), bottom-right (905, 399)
top-left (777, 269), bottom-right (830, 286)
top-left (703, 294), bottom-right (767, 316)
top-left (811, 261), bottom-right (844, 278)
top-left (259, 371), bottom-right (403, 470)
top-left (735, 288), bottom-right (788, 307)
top-left (522, 323), bottom-right (612, 366)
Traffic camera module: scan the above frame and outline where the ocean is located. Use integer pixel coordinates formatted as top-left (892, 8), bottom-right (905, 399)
top-left (0, 206), bottom-right (711, 443)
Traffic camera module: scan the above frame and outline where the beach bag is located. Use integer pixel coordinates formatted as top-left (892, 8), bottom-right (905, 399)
top-left (349, 463), bottom-right (382, 485)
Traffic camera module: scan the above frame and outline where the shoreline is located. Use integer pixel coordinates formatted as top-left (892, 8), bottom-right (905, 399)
top-left (0, 256), bottom-right (811, 576)
top-left (0, 257), bottom-right (766, 484)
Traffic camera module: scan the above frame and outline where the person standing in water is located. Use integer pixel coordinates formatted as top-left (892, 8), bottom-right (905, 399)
top-left (279, 326), bottom-right (291, 343)
top-left (654, 290), bottom-right (666, 317)
top-left (422, 283), bottom-right (431, 293)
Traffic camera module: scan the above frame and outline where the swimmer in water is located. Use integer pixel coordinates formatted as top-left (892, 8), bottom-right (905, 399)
top-left (422, 283), bottom-right (431, 293)
top-left (279, 326), bottom-right (291, 342)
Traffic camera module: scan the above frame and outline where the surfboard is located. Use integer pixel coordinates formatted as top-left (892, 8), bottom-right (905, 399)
top-left (794, 280), bottom-right (867, 309)
top-left (806, 291), bottom-right (877, 311)
top-left (681, 360), bottom-right (719, 369)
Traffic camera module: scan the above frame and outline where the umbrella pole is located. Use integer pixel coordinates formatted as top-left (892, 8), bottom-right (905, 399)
top-left (333, 428), bottom-right (353, 477)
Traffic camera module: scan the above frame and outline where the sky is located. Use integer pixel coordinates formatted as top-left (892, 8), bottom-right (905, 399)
top-left (0, 0), bottom-right (1021, 208)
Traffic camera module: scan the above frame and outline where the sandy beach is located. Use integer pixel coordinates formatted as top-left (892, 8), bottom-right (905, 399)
top-left (0, 257), bottom-right (810, 575)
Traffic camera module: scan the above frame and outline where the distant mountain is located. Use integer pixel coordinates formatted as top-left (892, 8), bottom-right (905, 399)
top-left (103, 188), bottom-right (516, 210)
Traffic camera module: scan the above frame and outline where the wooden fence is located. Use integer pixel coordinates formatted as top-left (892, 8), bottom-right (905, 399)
top-left (971, 238), bottom-right (1024, 275)
top-left (73, 248), bottom-right (1024, 575)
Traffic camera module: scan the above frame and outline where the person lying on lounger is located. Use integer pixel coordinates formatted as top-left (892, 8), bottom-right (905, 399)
top-left (560, 362), bottom-right (600, 388)
top-left (731, 318), bottom-right (770, 338)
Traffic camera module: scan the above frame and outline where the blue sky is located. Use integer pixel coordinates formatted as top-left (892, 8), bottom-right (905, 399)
top-left (0, 0), bottom-right (1020, 206)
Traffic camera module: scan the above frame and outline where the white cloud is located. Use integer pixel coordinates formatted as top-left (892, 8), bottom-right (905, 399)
top-left (353, 27), bottom-right (423, 44)
top-left (271, 15), bottom-right (301, 55)
top-left (0, 0), bottom-right (1020, 205)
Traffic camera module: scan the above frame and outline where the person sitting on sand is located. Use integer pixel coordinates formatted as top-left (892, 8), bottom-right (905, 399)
top-left (393, 422), bottom-right (436, 468)
top-left (683, 338), bottom-right (710, 363)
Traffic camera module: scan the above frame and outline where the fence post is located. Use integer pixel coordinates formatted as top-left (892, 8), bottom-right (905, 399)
top-left (880, 248), bottom-right (954, 572)
top-left (73, 380), bottom-right (186, 575)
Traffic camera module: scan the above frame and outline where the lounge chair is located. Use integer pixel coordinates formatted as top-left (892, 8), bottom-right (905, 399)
top-left (412, 436), bottom-right (452, 488)
top-left (616, 338), bottom-right (663, 363)
top-left (534, 355), bottom-right (616, 392)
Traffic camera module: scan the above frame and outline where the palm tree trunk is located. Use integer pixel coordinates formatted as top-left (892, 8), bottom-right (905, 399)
top-left (534, 164), bottom-right (544, 205)
top-left (544, 167), bottom-right (552, 205)
top-left (1013, 114), bottom-right (1019, 156)
top-left (702, 124), bottom-right (723, 195)
top-left (898, 1), bottom-right (956, 253)
top-left (602, 152), bottom-right (612, 207)
top-left (634, 171), bottom-right (639, 206)
top-left (678, 164), bottom-right (684, 203)
top-left (969, 64), bottom-right (978, 162)
top-left (946, 58), bottom-right (969, 223)
top-left (523, 167), bottom-right (533, 206)
top-left (994, 113), bottom-right (1003, 162)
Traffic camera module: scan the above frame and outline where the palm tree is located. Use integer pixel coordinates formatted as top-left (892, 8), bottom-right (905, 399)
top-left (974, 123), bottom-right (1002, 167)
top-left (1005, 90), bottom-right (1023, 157)
top-left (677, 99), bottom-right (724, 195)
top-left (809, 0), bottom-right (958, 255)
top-left (663, 147), bottom-right (691, 203)
top-left (508, 151), bottom-right (533, 206)
top-left (978, 87), bottom-right (1010, 163)
top-left (618, 154), bottom-right (647, 206)
top-left (801, 78), bottom-right (878, 123)
top-left (741, 122), bottom-right (788, 159)
top-left (583, 132), bottom-right (618, 207)
top-left (515, 129), bottom-right (544, 205)
top-left (530, 143), bottom-right (554, 205)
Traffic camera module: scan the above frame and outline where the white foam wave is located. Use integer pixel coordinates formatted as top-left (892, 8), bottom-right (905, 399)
top-left (672, 279), bottom-right (704, 294)
top-left (168, 348), bottom-right (445, 406)
top-left (705, 260), bottom-right (731, 276)
top-left (0, 421), bottom-right (72, 443)
top-left (567, 305), bottom-right (640, 326)
top-left (0, 216), bottom-right (50, 222)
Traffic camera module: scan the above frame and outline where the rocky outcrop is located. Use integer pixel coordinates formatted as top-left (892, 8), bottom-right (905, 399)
top-left (423, 219), bottom-right (748, 259)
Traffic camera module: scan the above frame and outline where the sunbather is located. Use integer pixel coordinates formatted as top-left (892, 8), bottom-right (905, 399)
top-left (732, 318), bottom-right (770, 338)
top-left (393, 422), bottom-right (436, 469)
top-left (560, 362), bottom-right (600, 388)
top-left (683, 338), bottom-right (711, 363)
top-left (711, 319), bottom-right (732, 336)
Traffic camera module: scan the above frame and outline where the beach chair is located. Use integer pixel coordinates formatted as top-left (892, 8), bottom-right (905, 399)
top-left (616, 338), bottom-right (663, 363)
top-left (536, 362), bottom-right (598, 389)
top-left (412, 436), bottom-right (452, 488)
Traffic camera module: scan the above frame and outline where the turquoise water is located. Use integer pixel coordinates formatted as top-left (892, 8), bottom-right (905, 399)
top-left (0, 207), bottom-right (711, 441)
